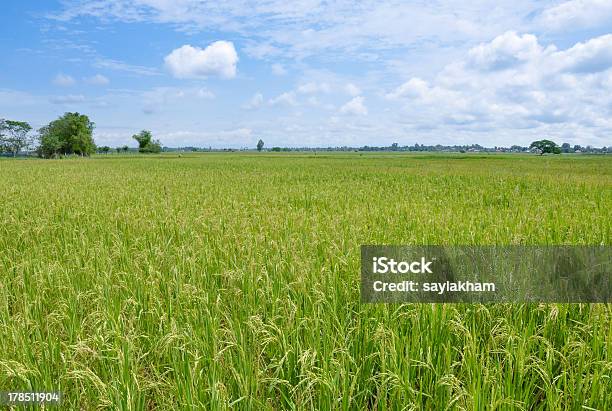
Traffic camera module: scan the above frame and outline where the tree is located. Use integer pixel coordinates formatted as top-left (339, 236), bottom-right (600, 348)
top-left (0, 119), bottom-right (32, 156)
top-left (132, 130), bottom-right (161, 153)
top-left (99, 146), bottom-right (111, 154)
top-left (122, 145), bottom-right (129, 152)
top-left (37, 112), bottom-right (96, 158)
top-left (561, 142), bottom-right (571, 153)
top-left (0, 119), bottom-right (7, 153)
top-left (530, 139), bottom-right (561, 155)
top-left (257, 139), bottom-right (264, 152)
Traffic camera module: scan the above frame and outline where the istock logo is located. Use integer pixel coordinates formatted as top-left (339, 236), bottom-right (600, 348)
top-left (372, 257), bottom-right (433, 274)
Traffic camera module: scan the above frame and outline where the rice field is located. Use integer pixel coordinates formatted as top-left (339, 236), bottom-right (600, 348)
top-left (0, 152), bottom-right (610, 410)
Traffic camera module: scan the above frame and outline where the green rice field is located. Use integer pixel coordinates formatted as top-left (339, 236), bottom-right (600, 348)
top-left (0, 153), bottom-right (610, 409)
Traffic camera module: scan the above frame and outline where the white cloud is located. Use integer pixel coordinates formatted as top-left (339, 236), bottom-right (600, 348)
top-left (30, 1), bottom-right (612, 148)
top-left (52, 1), bottom-right (538, 61)
top-left (385, 32), bottom-right (612, 144)
top-left (242, 92), bottom-right (264, 110)
top-left (297, 82), bottom-right (331, 94)
top-left (85, 74), bottom-right (110, 85)
top-left (386, 78), bottom-right (430, 99)
top-left (50, 94), bottom-right (85, 104)
top-left (340, 96), bottom-right (367, 115)
top-left (94, 58), bottom-right (160, 76)
top-left (196, 88), bottom-right (215, 99)
top-left (164, 41), bottom-right (238, 79)
top-left (269, 91), bottom-right (297, 106)
top-left (53, 73), bottom-right (75, 86)
top-left (468, 31), bottom-right (543, 71)
top-left (271, 63), bottom-right (287, 76)
top-left (0, 89), bottom-right (42, 107)
top-left (539, 0), bottom-right (612, 31)
top-left (141, 86), bottom-right (215, 113)
top-left (345, 83), bottom-right (361, 96)
top-left (553, 34), bottom-right (612, 73)
top-left (157, 128), bottom-right (253, 147)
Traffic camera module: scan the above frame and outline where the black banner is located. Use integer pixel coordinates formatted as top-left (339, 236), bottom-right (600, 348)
top-left (361, 246), bottom-right (611, 303)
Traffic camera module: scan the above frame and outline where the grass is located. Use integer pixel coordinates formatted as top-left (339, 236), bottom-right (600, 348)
top-left (0, 152), bottom-right (610, 410)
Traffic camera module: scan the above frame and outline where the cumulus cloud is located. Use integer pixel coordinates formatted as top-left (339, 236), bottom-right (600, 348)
top-left (85, 74), bottom-right (110, 85)
top-left (386, 31), bottom-right (612, 142)
top-left (467, 31), bottom-right (543, 71)
top-left (553, 34), bottom-right (612, 73)
top-left (538, 0), bottom-right (612, 31)
top-left (53, 73), bottom-right (75, 86)
top-left (164, 41), bottom-right (238, 79)
top-left (340, 96), bottom-right (368, 115)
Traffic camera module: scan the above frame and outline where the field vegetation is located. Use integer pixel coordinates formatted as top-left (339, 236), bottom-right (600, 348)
top-left (0, 152), bottom-right (610, 409)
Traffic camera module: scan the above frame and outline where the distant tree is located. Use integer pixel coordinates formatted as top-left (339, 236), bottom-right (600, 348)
top-left (99, 146), bottom-right (111, 154)
top-left (257, 139), bottom-right (264, 152)
top-left (0, 119), bottom-right (32, 156)
top-left (0, 119), bottom-right (4, 152)
top-left (530, 139), bottom-right (561, 155)
top-left (37, 133), bottom-right (63, 159)
top-left (271, 146), bottom-right (281, 152)
top-left (116, 146), bottom-right (122, 153)
top-left (37, 112), bottom-right (95, 158)
top-left (133, 130), bottom-right (152, 149)
top-left (561, 142), bottom-right (571, 153)
top-left (122, 145), bottom-right (129, 152)
top-left (132, 130), bottom-right (161, 153)
top-left (391, 142), bottom-right (399, 151)
top-left (573, 145), bottom-right (582, 152)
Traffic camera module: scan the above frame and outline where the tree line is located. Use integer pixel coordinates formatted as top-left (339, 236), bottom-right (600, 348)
top-left (0, 113), bottom-right (162, 158)
top-left (252, 140), bottom-right (609, 154)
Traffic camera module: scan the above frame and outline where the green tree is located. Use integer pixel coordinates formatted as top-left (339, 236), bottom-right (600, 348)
top-left (257, 139), bottom-right (264, 152)
top-left (0, 119), bottom-right (32, 156)
top-left (530, 139), bottom-right (561, 155)
top-left (561, 142), bottom-right (571, 153)
top-left (132, 130), bottom-right (162, 153)
top-left (99, 146), bottom-right (111, 154)
top-left (37, 112), bottom-right (96, 158)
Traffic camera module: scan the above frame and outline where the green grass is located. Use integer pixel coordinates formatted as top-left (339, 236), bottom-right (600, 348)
top-left (0, 152), bottom-right (610, 410)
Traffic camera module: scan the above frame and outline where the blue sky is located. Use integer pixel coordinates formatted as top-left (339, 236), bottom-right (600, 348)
top-left (1, 1), bottom-right (612, 148)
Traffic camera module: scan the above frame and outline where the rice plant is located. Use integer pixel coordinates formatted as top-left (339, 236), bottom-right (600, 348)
top-left (0, 152), bottom-right (610, 409)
